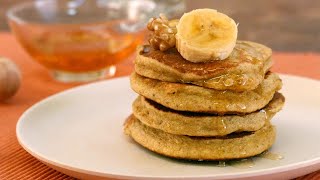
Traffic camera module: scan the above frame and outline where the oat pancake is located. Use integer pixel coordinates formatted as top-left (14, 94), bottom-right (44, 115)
top-left (130, 72), bottom-right (282, 114)
top-left (124, 115), bottom-right (276, 160)
top-left (133, 93), bottom-right (284, 136)
top-left (135, 41), bottom-right (272, 91)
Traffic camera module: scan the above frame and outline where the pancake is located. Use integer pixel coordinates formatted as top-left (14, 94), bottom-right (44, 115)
top-left (135, 41), bottom-right (272, 92)
top-left (130, 72), bottom-right (282, 114)
top-left (124, 115), bottom-right (276, 160)
top-left (133, 93), bottom-right (284, 136)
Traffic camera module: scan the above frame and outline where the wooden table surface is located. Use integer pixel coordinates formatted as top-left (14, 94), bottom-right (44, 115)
top-left (0, 32), bottom-right (319, 179)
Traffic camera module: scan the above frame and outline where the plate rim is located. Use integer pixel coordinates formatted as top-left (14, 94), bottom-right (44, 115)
top-left (16, 74), bottom-right (320, 179)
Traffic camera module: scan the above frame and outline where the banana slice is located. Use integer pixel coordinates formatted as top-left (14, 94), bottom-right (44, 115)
top-left (176, 9), bottom-right (238, 62)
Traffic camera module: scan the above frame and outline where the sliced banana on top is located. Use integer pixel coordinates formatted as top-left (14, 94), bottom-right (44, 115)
top-left (176, 9), bottom-right (238, 62)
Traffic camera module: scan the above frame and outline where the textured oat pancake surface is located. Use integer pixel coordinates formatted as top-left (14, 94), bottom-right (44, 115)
top-left (124, 115), bottom-right (276, 160)
top-left (135, 41), bottom-right (272, 91)
top-left (133, 93), bottom-right (284, 136)
top-left (130, 72), bottom-right (282, 114)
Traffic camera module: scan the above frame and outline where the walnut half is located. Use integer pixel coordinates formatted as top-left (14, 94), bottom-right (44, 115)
top-left (147, 14), bottom-right (178, 51)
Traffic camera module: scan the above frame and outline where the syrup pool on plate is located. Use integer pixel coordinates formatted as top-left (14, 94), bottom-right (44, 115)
top-left (215, 151), bottom-right (283, 169)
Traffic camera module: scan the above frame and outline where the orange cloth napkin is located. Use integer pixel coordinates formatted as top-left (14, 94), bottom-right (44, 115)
top-left (0, 32), bottom-right (319, 179)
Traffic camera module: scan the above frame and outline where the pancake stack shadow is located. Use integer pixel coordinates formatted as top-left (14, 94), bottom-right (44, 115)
top-left (125, 41), bottom-right (285, 160)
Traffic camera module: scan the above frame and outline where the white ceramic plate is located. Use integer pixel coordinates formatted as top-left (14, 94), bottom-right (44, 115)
top-left (17, 74), bottom-right (320, 180)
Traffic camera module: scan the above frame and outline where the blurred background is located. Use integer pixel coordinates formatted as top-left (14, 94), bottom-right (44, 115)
top-left (1, 0), bottom-right (319, 52)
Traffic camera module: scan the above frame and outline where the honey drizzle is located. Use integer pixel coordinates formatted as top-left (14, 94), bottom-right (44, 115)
top-left (259, 109), bottom-right (268, 120)
top-left (213, 151), bottom-right (283, 169)
top-left (229, 158), bottom-right (254, 169)
top-left (259, 151), bottom-right (283, 160)
top-left (218, 161), bottom-right (227, 167)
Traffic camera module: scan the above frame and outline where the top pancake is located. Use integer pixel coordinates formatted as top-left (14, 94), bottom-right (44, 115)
top-left (135, 41), bottom-right (272, 91)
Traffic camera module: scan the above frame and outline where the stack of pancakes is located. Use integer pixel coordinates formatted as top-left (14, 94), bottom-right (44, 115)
top-left (125, 41), bottom-right (285, 160)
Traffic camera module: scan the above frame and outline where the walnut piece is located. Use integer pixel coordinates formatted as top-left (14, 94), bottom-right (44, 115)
top-left (147, 14), bottom-right (178, 51)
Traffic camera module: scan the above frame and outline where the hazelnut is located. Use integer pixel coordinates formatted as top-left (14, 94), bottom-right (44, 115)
top-left (0, 57), bottom-right (21, 101)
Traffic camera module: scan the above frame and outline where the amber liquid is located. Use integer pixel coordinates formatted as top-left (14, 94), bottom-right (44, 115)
top-left (10, 20), bottom-right (144, 72)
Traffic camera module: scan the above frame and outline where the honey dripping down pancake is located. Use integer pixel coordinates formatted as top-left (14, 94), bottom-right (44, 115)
top-left (124, 115), bottom-right (276, 160)
top-left (132, 93), bottom-right (285, 136)
top-left (130, 72), bottom-right (282, 114)
top-left (125, 10), bottom-right (284, 162)
top-left (135, 41), bottom-right (272, 91)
